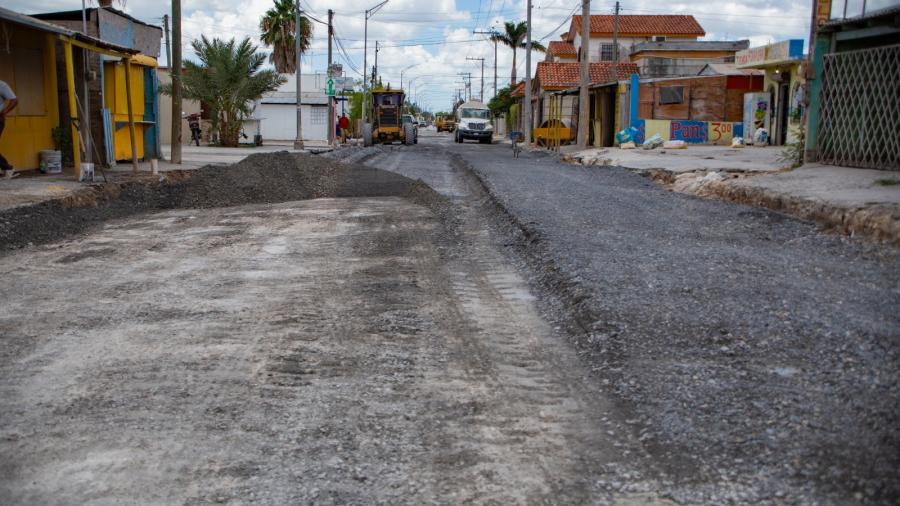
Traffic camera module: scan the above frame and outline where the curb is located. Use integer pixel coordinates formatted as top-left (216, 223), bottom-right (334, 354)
top-left (645, 169), bottom-right (900, 247)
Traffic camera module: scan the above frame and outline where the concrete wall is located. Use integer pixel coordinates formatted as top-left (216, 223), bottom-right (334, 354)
top-left (258, 103), bottom-right (329, 141)
top-left (98, 8), bottom-right (162, 58)
top-left (634, 56), bottom-right (733, 78)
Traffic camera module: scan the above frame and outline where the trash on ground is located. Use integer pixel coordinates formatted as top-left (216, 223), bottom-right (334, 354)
top-left (663, 140), bottom-right (687, 149)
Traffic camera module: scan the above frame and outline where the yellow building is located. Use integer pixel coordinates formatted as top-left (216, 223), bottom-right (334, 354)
top-left (103, 55), bottom-right (157, 160)
top-left (0, 7), bottom-right (142, 177)
top-left (0, 12), bottom-right (60, 171)
top-left (736, 40), bottom-right (806, 146)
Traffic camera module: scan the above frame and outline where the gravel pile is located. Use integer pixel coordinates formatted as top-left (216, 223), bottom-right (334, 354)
top-left (0, 151), bottom-right (438, 252)
top-left (449, 145), bottom-right (900, 504)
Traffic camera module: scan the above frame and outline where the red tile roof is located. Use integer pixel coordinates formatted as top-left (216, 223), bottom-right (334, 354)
top-left (548, 40), bottom-right (577, 57)
top-left (568, 15), bottom-right (705, 38)
top-left (535, 62), bottom-right (640, 89)
top-left (510, 81), bottom-right (526, 97)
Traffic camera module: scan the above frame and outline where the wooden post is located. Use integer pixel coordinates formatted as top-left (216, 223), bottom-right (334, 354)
top-left (63, 40), bottom-right (81, 179)
top-left (124, 58), bottom-right (139, 173)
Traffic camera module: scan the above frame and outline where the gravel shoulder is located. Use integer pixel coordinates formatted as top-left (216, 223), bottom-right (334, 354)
top-left (0, 151), bottom-right (425, 253)
top-left (444, 139), bottom-right (900, 503)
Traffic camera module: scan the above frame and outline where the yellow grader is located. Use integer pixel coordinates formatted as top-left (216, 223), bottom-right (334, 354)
top-left (361, 89), bottom-right (416, 146)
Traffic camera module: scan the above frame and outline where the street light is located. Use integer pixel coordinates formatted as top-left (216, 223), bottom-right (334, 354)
top-left (363, 0), bottom-right (389, 123)
top-left (400, 63), bottom-right (420, 91)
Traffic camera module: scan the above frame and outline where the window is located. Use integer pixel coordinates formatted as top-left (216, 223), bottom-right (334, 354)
top-left (460, 108), bottom-right (490, 119)
top-left (311, 106), bottom-right (326, 125)
top-left (599, 43), bottom-right (614, 61)
top-left (652, 36), bottom-right (667, 42)
top-left (659, 86), bottom-right (685, 105)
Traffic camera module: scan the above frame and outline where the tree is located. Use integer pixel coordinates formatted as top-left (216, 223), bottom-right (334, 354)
top-left (487, 85), bottom-right (514, 116)
top-left (169, 36), bottom-right (286, 147)
top-left (259, 0), bottom-right (313, 74)
top-left (490, 21), bottom-right (546, 86)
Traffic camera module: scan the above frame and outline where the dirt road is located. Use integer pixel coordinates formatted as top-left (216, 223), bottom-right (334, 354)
top-left (0, 152), bottom-right (664, 503)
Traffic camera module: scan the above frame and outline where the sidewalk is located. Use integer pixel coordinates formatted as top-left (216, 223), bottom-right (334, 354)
top-left (561, 144), bottom-right (900, 245)
top-left (0, 142), bottom-right (332, 213)
top-left (561, 144), bottom-right (789, 173)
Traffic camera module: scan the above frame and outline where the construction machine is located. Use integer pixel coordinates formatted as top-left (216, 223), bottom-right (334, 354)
top-left (435, 113), bottom-right (456, 133)
top-left (361, 89), bottom-right (416, 146)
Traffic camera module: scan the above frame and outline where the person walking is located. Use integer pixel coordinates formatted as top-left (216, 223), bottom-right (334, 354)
top-left (338, 113), bottom-right (350, 144)
top-left (0, 79), bottom-right (19, 179)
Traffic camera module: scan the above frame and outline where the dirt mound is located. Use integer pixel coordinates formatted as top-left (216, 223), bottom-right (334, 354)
top-left (0, 151), bottom-right (443, 252)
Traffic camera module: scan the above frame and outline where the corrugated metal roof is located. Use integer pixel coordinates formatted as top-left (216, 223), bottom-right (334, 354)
top-left (0, 6), bottom-right (138, 54)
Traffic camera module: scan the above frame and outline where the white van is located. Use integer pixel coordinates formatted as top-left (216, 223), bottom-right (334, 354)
top-left (454, 100), bottom-right (493, 144)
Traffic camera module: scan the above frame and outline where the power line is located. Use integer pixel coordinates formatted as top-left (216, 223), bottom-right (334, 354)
top-left (539, 1), bottom-right (581, 41)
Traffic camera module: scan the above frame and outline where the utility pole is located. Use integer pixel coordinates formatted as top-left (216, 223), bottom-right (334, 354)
top-left (294, 0), bottom-right (304, 150)
top-left (473, 30), bottom-right (498, 99)
top-left (171, 0), bottom-right (182, 164)
top-left (466, 57), bottom-right (485, 101)
top-left (612, 1), bottom-right (620, 81)
top-left (327, 9), bottom-right (334, 146)
top-left (577, 0), bottom-right (590, 148)
top-left (363, 0), bottom-right (388, 123)
top-left (80, 0), bottom-right (91, 167)
top-left (163, 15), bottom-right (171, 68)
top-left (374, 41), bottom-right (380, 87)
top-left (457, 73), bottom-right (472, 101)
top-left (523, 0), bottom-right (533, 143)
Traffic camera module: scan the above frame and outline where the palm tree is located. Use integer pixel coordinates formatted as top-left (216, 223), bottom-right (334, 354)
top-left (175, 36), bottom-right (286, 147)
top-left (490, 21), bottom-right (546, 86)
top-left (259, 0), bottom-right (313, 74)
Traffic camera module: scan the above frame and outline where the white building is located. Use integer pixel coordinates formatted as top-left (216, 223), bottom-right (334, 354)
top-left (565, 14), bottom-right (705, 63)
top-left (257, 73), bottom-right (331, 142)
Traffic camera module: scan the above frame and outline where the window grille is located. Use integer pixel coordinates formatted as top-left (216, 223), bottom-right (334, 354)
top-left (311, 107), bottom-right (326, 125)
top-left (599, 44), bottom-right (614, 61)
top-left (818, 44), bottom-right (900, 170)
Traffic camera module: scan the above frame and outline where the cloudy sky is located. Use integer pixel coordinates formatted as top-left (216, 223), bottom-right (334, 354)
top-left (8, 0), bottom-right (812, 112)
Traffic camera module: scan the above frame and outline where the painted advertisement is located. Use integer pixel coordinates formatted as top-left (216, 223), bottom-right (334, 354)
top-left (736, 40), bottom-right (804, 68)
top-left (629, 119), bottom-right (743, 146)
top-left (743, 93), bottom-right (771, 143)
top-left (669, 120), bottom-right (708, 144)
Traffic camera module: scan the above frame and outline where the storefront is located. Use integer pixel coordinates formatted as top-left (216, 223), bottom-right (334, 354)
top-left (735, 39), bottom-right (805, 146)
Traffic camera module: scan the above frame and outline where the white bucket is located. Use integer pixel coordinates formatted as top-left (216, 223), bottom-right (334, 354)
top-left (39, 150), bottom-right (62, 174)
top-left (79, 162), bottom-right (94, 182)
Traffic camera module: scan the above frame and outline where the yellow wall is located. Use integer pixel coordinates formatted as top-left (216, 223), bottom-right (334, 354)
top-left (761, 61), bottom-right (805, 144)
top-left (104, 60), bottom-right (145, 160)
top-left (0, 28), bottom-right (59, 171)
top-left (643, 119), bottom-right (671, 141)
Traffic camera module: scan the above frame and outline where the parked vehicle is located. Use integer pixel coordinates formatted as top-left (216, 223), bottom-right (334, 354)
top-left (186, 113), bottom-right (202, 146)
top-left (360, 89), bottom-right (416, 146)
top-left (454, 100), bottom-right (493, 144)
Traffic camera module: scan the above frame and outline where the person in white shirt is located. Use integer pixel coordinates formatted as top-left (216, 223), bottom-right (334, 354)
top-left (0, 80), bottom-right (19, 179)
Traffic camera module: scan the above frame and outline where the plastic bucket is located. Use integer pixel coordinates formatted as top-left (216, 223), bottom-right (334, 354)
top-left (79, 162), bottom-right (94, 182)
top-left (39, 150), bottom-right (62, 174)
